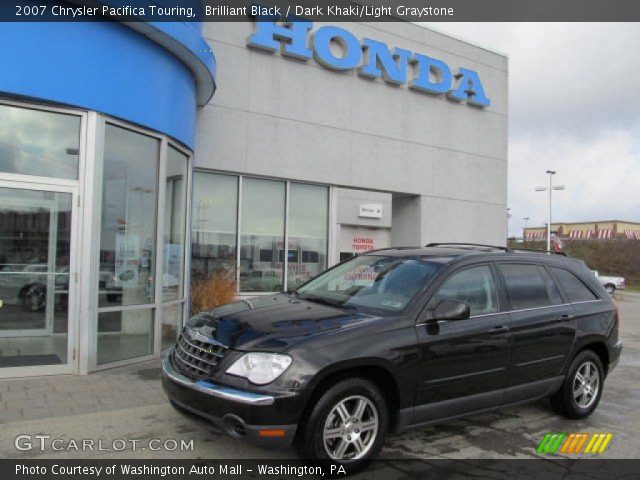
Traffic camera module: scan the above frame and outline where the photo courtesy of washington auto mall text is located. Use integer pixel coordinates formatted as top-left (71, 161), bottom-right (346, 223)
top-left (1, 0), bottom-right (640, 479)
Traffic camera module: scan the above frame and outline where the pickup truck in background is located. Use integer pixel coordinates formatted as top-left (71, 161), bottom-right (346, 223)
top-left (592, 270), bottom-right (626, 294)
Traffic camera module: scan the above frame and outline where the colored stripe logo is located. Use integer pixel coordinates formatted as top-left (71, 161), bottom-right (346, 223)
top-left (537, 433), bottom-right (613, 455)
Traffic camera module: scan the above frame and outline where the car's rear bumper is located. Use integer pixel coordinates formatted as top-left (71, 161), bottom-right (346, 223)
top-left (608, 340), bottom-right (622, 373)
top-left (161, 352), bottom-right (302, 448)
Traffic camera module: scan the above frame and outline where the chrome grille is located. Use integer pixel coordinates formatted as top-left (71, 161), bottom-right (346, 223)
top-left (173, 327), bottom-right (227, 380)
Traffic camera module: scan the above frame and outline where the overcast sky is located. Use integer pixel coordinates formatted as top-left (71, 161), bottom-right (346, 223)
top-left (424, 23), bottom-right (640, 236)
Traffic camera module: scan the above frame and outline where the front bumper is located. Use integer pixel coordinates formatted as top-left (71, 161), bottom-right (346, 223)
top-left (161, 352), bottom-right (302, 448)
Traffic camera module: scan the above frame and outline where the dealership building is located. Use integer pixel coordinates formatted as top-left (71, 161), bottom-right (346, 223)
top-left (0, 12), bottom-right (508, 377)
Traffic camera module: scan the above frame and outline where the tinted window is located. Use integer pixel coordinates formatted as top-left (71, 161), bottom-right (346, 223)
top-left (550, 267), bottom-right (598, 302)
top-left (432, 266), bottom-right (498, 316)
top-left (296, 255), bottom-right (441, 313)
top-left (499, 264), bottom-right (550, 309)
top-left (539, 266), bottom-right (564, 305)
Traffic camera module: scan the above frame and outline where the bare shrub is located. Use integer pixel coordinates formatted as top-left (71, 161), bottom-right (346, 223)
top-left (190, 268), bottom-right (237, 315)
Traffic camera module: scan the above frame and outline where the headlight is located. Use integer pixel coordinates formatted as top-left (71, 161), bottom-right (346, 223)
top-left (226, 352), bottom-right (292, 385)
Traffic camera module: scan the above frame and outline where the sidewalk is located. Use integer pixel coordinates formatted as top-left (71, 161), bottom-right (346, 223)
top-left (0, 360), bottom-right (164, 424)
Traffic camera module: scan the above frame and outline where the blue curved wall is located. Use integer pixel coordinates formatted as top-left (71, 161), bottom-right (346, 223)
top-left (0, 12), bottom-right (216, 148)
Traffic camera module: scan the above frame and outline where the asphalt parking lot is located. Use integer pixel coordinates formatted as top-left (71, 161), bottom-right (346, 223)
top-left (0, 292), bottom-right (638, 463)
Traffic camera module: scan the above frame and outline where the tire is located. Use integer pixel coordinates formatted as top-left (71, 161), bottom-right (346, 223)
top-left (550, 350), bottom-right (604, 419)
top-left (296, 378), bottom-right (388, 473)
top-left (24, 284), bottom-right (46, 312)
top-left (605, 284), bottom-right (615, 295)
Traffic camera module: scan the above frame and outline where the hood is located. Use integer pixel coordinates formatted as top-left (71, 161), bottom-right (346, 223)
top-left (185, 294), bottom-right (377, 352)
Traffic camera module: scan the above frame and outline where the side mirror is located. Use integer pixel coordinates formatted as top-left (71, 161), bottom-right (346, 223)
top-left (432, 299), bottom-right (471, 321)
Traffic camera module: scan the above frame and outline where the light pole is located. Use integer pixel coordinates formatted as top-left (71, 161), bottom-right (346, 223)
top-left (523, 217), bottom-right (530, 229)
top-left (535, 170), bottom-right (565, 252)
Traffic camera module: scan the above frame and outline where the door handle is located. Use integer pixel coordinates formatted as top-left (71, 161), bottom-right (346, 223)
top-left (558, 314), bottom-right (575, 321)
top-left (488, 325), bottom-right (509, 334)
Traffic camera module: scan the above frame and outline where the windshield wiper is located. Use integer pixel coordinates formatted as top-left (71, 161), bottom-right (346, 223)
top-left (298, 295), bottom-right (357, 311)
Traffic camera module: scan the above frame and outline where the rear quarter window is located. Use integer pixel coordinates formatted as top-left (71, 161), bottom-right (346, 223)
top-left (550, 267), bottom-right (599, 302)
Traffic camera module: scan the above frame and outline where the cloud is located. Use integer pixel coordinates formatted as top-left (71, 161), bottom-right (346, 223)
top-left (509, 130), bottom-right (640, 232)
top-left (423, 22), bottom-right (640, 235)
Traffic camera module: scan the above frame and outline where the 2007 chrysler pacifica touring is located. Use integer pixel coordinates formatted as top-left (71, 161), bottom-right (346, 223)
top-left (162, 243), bottom-right (622, 470)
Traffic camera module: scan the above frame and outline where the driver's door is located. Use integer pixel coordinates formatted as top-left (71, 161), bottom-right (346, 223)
top-left (413, 264), bottom-right (511, 422)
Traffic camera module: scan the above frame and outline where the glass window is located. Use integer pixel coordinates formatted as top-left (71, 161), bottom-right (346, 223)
top-left (550, 267), bottom-right (598, 302)
top-left (287, 183), bottom-right (328, 290)
top-left (97, 309), bottom-right (154, 365)
top-left (297, 255), bottom-right (441, 313)
top-left (191, 173), bottom-right (238, 281)
top-left (161, 303), bottom-right (183, 351)
top-left (0, 188), bottom-right (72, 367)
top-left (432, 266), bottom-right (498, 316)
top-left (0, 103), bottom-right (80, 179)
top-left (99, 124), bottom-right (159, 307)
top-left (539, 266), bottom-right (564, 305)
top-left (239, 178), bottom-right (285, 292)
top-left (499, 264), bottom-right (550, 309)
top-left (163, 147), bottom-right (188, 301)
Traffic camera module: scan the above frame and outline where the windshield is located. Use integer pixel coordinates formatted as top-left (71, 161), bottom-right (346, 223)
top-left (296, 255), bottom-right (441, 313)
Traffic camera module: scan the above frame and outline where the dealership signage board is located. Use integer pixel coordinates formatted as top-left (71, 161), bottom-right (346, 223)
top-left (359, 203), bottom-right (383, 219)
top-left (248, 19), bottom-right (490, 107)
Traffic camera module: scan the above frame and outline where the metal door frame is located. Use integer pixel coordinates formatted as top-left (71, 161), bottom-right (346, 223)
top-left (0, 179), bottom-right (80, 377)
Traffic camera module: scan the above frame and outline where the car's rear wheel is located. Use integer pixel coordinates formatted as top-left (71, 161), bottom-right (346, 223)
top-left (550, 349), bottom-right (604, 419)
top-left (296, 378), bottom-right (388, 473)
top-left (605, 284), bottom-right (615, 295)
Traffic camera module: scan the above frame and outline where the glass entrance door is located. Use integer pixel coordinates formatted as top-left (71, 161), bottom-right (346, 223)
top-left (0, 184), bottom-right (76, 374)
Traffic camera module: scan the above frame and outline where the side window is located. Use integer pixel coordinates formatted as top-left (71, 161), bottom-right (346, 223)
top-left (431, 266), bottom-right (498, 316)
top-left (550, 267), bottom-right (598, 302)
top-left (539, 266), bottom-right (564, 305)
top-left (498, 263), bottom-right (550, 310)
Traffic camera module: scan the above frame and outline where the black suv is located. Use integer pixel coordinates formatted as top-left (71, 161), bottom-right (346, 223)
top-left (162, 244), bottom-right (622, 470)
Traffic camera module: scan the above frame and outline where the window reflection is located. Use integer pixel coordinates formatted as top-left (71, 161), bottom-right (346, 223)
top-left (97, 309), bottom-right (154, 365)
top-left (191, 173), bottom-right (238, 280)
top-left (163, 147), bottom-right (188, 302)
top-left (98, 125), bottom-right (159, 308)
top-left (191, 175), bottom-right (331, 293)
top-left (288, 183), bottom-right (328, 290)
top-left (0, 104), bottom-right (80, 179)
top-left (0, 188), bottom-right (72, 366)
top-left (240, 178), bottom-right (285, 292)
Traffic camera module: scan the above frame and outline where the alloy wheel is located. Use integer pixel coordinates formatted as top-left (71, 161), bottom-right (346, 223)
top-left (573, 361), bottom-right (600, 409)
top-left (323, 395), bottom-right (378, 460)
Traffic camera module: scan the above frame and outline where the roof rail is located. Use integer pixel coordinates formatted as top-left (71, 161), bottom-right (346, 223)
top-left (511, 248), bottom-right (569, 257)
top-left (361, 246), bottom-right (421, 254)
top-left (426, 242), bottom-right (512, 252)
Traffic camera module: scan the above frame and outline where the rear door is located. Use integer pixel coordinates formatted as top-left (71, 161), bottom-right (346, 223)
top-left (496, 262), bottom-right (576, 402)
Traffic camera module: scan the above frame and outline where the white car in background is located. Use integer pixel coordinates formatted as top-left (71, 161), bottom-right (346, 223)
top-left (592, 270), bottom-right (626, 295)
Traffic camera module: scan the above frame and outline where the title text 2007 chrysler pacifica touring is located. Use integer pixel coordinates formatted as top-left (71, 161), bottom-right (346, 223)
top-left (162, 243), bottom-right (622, 470)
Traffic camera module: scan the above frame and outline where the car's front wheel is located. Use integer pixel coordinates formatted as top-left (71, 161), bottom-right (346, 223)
top-left (550, 349), bottom-right (604, 419)
top-left (296, 377), bottom-right (388, 473)
top-left (24, 284), bottom-right (46, 311)
top-left (605, 284), bottom-right (615, 295)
